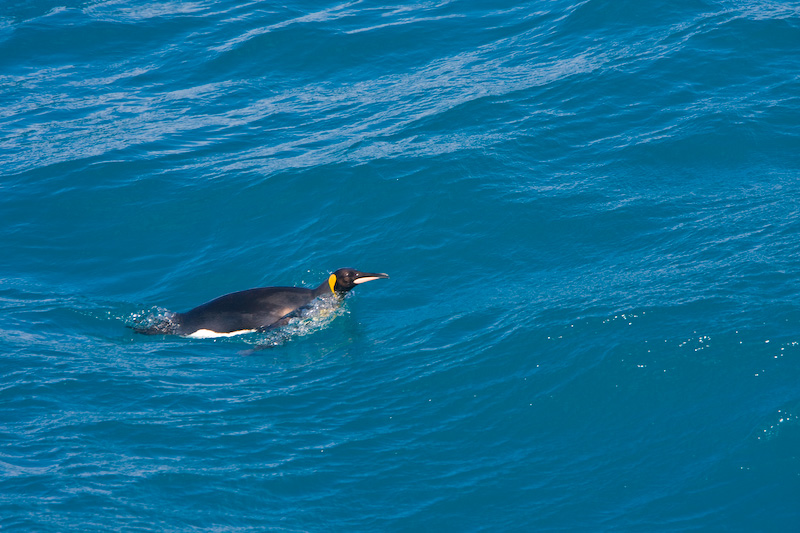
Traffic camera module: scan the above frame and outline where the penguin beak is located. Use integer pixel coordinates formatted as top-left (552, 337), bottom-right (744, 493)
top-left (352, 272), bottom-right (389, 285)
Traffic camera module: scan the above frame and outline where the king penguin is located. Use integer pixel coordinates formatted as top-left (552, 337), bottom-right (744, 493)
top-left (133, 268), bottom-right (389, 337)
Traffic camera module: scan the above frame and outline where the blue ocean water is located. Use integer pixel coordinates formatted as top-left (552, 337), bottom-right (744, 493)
top-left (2, 0), bottom-right (800, 530)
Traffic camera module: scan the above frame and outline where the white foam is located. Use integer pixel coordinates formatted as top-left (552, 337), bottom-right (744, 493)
top-left (186, 328), bottom-right (256, 339)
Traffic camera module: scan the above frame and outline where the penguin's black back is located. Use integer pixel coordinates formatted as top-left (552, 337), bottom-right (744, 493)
top-left (174, 286), bottom-right (319, 335)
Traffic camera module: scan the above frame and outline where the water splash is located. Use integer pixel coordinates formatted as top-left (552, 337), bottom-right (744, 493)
top-left (125, 306), bottom-right (179, 334)
top-left (245, 297), bottom-right (349, 349)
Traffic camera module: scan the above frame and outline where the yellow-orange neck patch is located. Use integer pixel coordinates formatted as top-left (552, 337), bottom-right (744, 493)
top-left (328, 273), bottom-right (337, 293)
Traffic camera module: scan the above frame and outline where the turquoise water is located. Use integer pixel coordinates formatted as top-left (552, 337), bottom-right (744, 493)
top-left (2, 0), bottom-right (800, 530)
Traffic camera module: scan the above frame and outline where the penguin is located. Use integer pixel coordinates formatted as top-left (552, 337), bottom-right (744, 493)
top-left (132, 268), bottom-right (388, 337)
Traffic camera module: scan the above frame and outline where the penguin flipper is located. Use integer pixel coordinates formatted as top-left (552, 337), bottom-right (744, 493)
top-left (257, 308), bottom-right (303, 331)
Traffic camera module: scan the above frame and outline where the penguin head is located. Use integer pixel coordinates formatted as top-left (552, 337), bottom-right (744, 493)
top-left (328, 268), bottom-right (389, 294)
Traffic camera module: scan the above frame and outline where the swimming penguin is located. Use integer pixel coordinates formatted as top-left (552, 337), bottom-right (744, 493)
top-left (133, 268), bottom-right (389, 337)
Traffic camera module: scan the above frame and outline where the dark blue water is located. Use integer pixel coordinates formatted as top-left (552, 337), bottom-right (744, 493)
top-left (2, 1), bottom-right (800, 530)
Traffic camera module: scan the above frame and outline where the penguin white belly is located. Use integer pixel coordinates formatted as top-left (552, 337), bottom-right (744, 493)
top-left (186, 328), bottom-right (256, 339)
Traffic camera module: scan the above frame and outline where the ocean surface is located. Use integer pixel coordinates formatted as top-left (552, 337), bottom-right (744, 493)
top-left (2, 0), bottom-right (799, 530)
